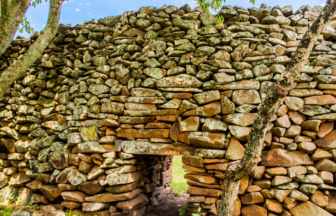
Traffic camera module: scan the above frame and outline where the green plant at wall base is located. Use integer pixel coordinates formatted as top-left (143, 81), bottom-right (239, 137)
top-left (178, 205), bottom-right (188, 216)
top-left (65, 209), bottom-right (82, 216)
top-left (197, 0), bottom-right (255, 26)
top-left (179, 205), bottom-right (203, 216)
top-left (0, 204), bottom-right (15, 216)
top-left (191, 207), bottom-right (202, 216)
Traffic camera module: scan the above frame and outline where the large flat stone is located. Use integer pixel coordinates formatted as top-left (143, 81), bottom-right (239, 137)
top-left (107, 171), bottom-right (142, 186)
top-left (232, 90), bottom-right (261, 105)
top-left (187, 186), bottom-right (222, 197)
top-left (101, 102), bottom-right (124, 115)
top-left (117, 129), bottom-right (170, 139)
top-left (189, 132), bottom-right (226, 149)
top-left (223, 113), bottom-right (256, 127)
top-left (194, 90), bottom-right (220, 105)
top-left (72, 142), bottom-right (106, 154)
top-left (156, 74), bottom-right (203, 88)
top-left (121, 141), bottom-right (196, 155)
top-left (196, 101), bottom-right (221, 117)
top-left (290, 201), bottom-right (332, 216)
top-left (315, 130), bottom-right (336, 150)
top-left (261, 149), bottom-right (314, 167)
top-left (218, 80), bottom-right (260, 90)
top-left (116, 193), bottom-right (149, 211)
top-left (86, 189), bottom-right (141, 203)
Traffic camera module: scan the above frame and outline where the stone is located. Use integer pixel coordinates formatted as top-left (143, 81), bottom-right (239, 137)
top-left (189, 132), bottom-right (226, 149)
top-left (272, 176), bottom-right (292, 186)
top-left (261, 149), bottom-right (314, 167)
top-left (182, 156), bottom-right (204, 168)
top-left (229, 126), bottom-right (251, 141)
top-left (290, 189), bottom-right (309, 201)
top-left (304, 95), bottom-right (336, 106)
top-left (8, 173), bottom-right (31, 186)
top-left (284, 97), bottom-right (304, 111)
top-left (232, 90), bottom-right (261, 105)
top-left (265, 199), bottom-right (282, 213)
top-left (225, 138), bottom-right (245, 160)
top-left (72, 142), bottom-right (106, 154)
top-left (315, 159), bottom-right (336, 172)
top-left (223, 113), bottom-right (256, 127)
top-left (241, 205), bottom-right (267, 216)
top-left (275, 115), bottom-right (291, 128)
top-left (290, 201), bottom-right (333, 216)
top-left (107, 171), bottom-right (142, 186)
top-left (317, 123), bottom-right (334, 138)
top-left (187, 186), bottom-right (222, 197)
top-left (185, 174), bottom-right (217, 184)
top-left (79, 125), bottom-right (99, 142)
top-left (241, 192), bottom-right (264, 204)
top-left (85, 189), bottom-right (141, 202)
top-left (311, 190), bottom-right (329, 208)
top-left (202, 118), bottom-right (228, 132)
top-left (156, 74), bottom-right (203, 88)
top-left (179, 117), bottom-right (200, 132)
top-left (82, 202), bottom-right (108, 212)
top-left (117, 128), bottom-right (170, 139)
top-left (315, 130), bottom-right (336, 150)
top-left (61, 191), bottom-right (87, 202)
top-left (40, 185), bottom-right (61, 201)
top-left (77, 180), bottom-right (104, 195)
top-left (194, 90), bottom-right (220, 105)
top-left (196, 101), bottom-right (221, 117)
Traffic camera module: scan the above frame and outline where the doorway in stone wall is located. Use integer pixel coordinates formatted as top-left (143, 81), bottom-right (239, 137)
top-left (144, 155), bottom-right (189, 216)
top-left (117, 140), bottom-right (197, 215)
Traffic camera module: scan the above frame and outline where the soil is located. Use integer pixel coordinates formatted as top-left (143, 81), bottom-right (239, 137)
top-left (145, 192), bottom-right (189, 216)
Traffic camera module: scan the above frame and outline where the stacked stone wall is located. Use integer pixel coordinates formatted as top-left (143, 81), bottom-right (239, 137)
top-left (0, 3), bottom-right (336, 216)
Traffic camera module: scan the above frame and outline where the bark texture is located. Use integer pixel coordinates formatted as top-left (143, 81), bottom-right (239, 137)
top-left (0, 0), bottom-right (64, 99)
top-left (0, 0), bottom-right (32, 57)
top-left (217, 1), bottom-right (336, 215)
top-left (0, 0), bottom-right (24, 56)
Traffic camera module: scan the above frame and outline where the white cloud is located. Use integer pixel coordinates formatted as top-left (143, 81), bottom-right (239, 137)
top-left (64, 0), bottom-right (74, 4)
top-left (75, 8), bottom-right (81, 12)
top-left (87, 2), bottom-right (91, 6)
top-left (79, 3), bottom-right (84, 5)
top-left (320, 2), bottom-right (326, 6)
top-left (174, 0), bottom-right (198, 9)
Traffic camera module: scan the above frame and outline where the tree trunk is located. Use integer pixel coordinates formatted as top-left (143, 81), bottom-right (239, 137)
top-left (0, 0), bottom-right (64, 99)
top-left (0, 0), bottom-right (22, 56)
top-left (217, 1), bottom-right (336, 215)
top-left (0, 0), bottom-right (32, 57)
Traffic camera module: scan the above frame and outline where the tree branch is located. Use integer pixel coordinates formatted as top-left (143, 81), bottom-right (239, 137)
top-left (0, 0), bottom-right (64, 99)
top-left (217, 0), bottom-right (336, 215)
top-left (0, 0), bottom-right (32, 57)
top-left (0, 0), bottom-right (22, 56)
top-left (1, 0), bottom-right (10, 15)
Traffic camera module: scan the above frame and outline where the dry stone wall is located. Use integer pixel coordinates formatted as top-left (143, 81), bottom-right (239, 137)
top-left (0, 2), bottom-right (336, 216)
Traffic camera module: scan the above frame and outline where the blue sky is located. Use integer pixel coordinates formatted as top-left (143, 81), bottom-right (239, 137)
top-left (17, 0), bottom-right (327, 38)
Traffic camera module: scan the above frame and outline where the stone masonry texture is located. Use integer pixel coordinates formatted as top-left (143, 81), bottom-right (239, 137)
top-left (0, 3), bottom-right (335, 216)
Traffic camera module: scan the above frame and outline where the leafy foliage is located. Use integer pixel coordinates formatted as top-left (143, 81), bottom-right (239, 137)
top-left (178, 205), bottom-right (188, 216)
top-left (65, 209), bottom-right (82, 216)
top-left (191, 207), bottom-right (202, 216)
top-left (30, 0), bottom-right (48, 7)
top-left (19, 17), bottom-right (34, 33)
top-left (179, 205), bottom-right (203, 216)
top-left (197, 0), bottom-right (256, 26)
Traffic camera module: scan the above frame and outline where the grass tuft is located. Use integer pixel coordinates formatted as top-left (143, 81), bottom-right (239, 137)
top-left (170, 155), bottom-right (188, 196)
